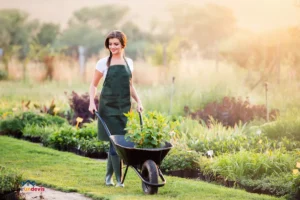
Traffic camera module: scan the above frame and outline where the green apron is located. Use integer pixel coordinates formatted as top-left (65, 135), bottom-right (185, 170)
top-left (97, 58), bottom-right (132, 141)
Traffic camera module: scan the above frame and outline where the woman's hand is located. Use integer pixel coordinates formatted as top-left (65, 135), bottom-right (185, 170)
top-left (137, 102), bottom-right (144, 113)
top-left (89, 102), bottom-right (97, 114)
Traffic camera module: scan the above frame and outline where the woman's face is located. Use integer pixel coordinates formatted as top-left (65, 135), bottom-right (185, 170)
top-left (108, 38), bottom-right (123, 55)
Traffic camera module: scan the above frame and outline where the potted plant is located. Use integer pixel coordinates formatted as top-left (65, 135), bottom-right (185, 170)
top-left (124, 111), bottom-right (180, 148)
top-left (0, 166), bottom-right (22, 200)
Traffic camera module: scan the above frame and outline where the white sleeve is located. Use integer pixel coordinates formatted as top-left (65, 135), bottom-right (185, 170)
top-left (127, 58), bottom-right (134, 72)
top-left (95, 57), bottom-right (107, 74)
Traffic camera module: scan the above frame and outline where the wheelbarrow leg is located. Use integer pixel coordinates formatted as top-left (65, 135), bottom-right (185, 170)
top-left (121, 165), bottom-right (129, 184)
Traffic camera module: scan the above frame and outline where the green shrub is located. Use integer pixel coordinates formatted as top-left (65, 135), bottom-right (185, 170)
top-left (47, 122), bottom-right (100, 151)
top-left (203, 150), bottom-right (297, 182)
top-left (48, 125), bottom-right (77, 150)
top-left (22, 123), bottom-right (62, 144)
top-left (0, 111), bottom-right (67, 138)
top-left (161, 148), bottom-right (200, 171)
top-left (44, 114), bottom-right (68, 126)
top-left (239, 173), bottom-right (293, 197)
top-left (0, 117), bottom-right (24, 138)
top-left (261, 111), bottom-right (300, 141)
top-left (0, 70), bottom-right (8, 80)
top-left (0, 166), bottom-right (22, 194)
top-left (76, 121), bottom-right (97, 139)
top-left (180, 117), bottom-right (299, 155)
top-left (78, 138), bottom-right (109, 154)
top-left (291, 174), bottom-right (300, 199)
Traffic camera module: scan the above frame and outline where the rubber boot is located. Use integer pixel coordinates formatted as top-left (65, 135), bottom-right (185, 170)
top-left (111, 155), bottom-right (124, 187)
top-left (105, 154), bottom-right (114, 186)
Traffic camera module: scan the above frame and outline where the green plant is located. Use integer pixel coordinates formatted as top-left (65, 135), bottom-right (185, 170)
top-left (261, 110), bottom-right (300, 142)
top-left (48, 125), bottom-right (77, 150)
top-left (0, 117), bottom-right (24, 137)
top-left (0, 70), bottom-right (8, 80)
top-left (78, 138), bottom-right (109, 154)
top-left (0, 166), bottom-right (22, 194)
top-left (239, 173), bottom-right (293, 197)
top-left (22, 123), bottom-right (62, 144)
top-left (0, 111), bottom-right (67, 138)
top-left (205, 150), bottom-right (297, 182)
top-left (77, 121), bottom-right (97, 139)
top-left (161, 148), bottom-right (200, 171)
top-left (124, 111), bottom-right (180, 148)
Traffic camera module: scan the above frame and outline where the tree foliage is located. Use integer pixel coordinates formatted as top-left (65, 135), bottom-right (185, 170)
top-left (168, 4), bottom-right (236, 49)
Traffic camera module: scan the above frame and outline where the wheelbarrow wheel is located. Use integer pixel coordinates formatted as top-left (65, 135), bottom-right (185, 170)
top-left (141, 160), bottom-right (158, 194)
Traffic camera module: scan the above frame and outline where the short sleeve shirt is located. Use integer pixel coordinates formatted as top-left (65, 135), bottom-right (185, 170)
top-left (95, 56), bottom-right (134, 79)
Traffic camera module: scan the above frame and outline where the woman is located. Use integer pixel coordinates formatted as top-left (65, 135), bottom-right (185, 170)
top-left (88, 30), bottom-right (143, 187)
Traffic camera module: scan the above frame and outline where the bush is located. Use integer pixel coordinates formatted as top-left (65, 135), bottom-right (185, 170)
top-left (203, 150), bottom-right (297, 182)
top-left (0, 166), bottom-right (22, 194)
top-left (22, 123), bottom-right (62, 144)
top-left (184, 96), bottom-right (279, 127)
top-left (0, 111), bottom-right (67, 138)
top-left (0, 70), bottom-right (8, 80)
top-left (0, 117), bottom-right (24, 138)
top-left (47, 122), bottom-right (104, 152)
top-left (48, 125), bottom-right (77, 150)
top-left (291, 174), bottom-right (300, 199)
top-left (161, 148), bottom-right (200, 171)
top-left (261, 110), bottom-right (300, 142)
top-left (78, 138), bottom-right (109, 154)
top-left (239, 173), bottom-right (293, 197)
top-left (67, 91), bottom-right (98, 125)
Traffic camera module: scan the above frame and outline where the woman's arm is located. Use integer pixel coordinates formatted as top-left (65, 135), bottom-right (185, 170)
top-left (130, 76), bottom-right (143, 112)
top-left (88, 70), bottom-right (103, 113)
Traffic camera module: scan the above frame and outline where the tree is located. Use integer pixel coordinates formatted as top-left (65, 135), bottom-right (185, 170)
top-left (168, 4), bottom-right (236, 50)
top-left (69, 5), bottom-right (129, 33)
top-left (0, 9), bottom-right (38, 77)
top-left (59, 5), bottom-right (130, 58)
top-left (120, 21), bottom-right (152, 59)
top-left (36, 23), bottom-right (60, 46)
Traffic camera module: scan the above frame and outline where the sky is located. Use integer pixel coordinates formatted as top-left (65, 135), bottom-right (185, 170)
top-left (0, 0), bottom-right (300, 33)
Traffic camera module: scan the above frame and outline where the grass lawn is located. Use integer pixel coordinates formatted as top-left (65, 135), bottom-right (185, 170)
top-left (0, 136), bottom-right (283, 200)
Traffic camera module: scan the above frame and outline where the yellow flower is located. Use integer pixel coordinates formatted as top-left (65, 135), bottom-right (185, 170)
top-left (2, 112), bottom-right (8, 119)
top-left (53, 107), bottom-right (60, 115)
top-left (258, 139), bottom-right (262, 144)
top-left (293, 169), bottom-right (299, 175)
top-left (296, 162), bottom-right (300, 169)
top-left (76, 117), bottom-right (83, 129)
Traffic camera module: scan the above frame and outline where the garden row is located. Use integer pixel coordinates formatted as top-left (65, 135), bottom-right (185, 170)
top-left (1, 102), bottom-right (300, 199)
top-left (0, 111), bottom-right (109, 159)
top-left (161, 110), bottom-right (300, 199)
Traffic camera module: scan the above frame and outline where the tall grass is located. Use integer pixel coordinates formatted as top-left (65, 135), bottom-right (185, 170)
top-left (200, 150), bottom-right (298, 181)
top-left (261, 109), bottom-right (300, 141)
top-left (1, 57), bottom-right (300, 117)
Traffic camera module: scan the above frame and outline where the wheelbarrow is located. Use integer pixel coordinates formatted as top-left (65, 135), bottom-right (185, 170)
top-left (94, 111), bottom-right (173, 194)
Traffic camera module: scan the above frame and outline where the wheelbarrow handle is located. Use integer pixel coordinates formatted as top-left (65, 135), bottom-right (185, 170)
top-left (93, 110), bottom-right (112, 137)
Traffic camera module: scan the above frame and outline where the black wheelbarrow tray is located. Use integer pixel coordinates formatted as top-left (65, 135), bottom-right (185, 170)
top-left (94, 111), bottom-right (173, 194)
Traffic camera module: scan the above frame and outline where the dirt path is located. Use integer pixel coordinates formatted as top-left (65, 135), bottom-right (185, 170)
top-left (21, 187), bottom-right (92, 200)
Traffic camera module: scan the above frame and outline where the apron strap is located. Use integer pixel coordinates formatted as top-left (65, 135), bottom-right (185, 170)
top-left (123, 56), bottom-right (132, 77)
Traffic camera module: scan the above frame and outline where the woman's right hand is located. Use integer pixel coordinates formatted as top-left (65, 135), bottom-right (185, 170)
top-left (89, 102), bottom-right (97, 114)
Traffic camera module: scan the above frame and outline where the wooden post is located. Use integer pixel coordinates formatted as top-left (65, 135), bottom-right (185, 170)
top-left (265, 82), bottom-right (269, 122)
top-left (169, 76), bottom-right (175, 115)
top-left (163, 44), bottom-right (167, 67)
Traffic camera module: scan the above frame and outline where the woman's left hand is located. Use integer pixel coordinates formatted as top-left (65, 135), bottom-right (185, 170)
top-left (137, 102), bottom-right (144, 113)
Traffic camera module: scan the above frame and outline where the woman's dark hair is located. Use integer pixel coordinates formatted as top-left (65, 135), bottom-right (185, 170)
top-left (105, 30), bottom-right (127, 67)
